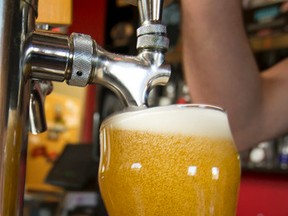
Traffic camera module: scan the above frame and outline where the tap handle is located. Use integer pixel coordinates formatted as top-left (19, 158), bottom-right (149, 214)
top-left (138, 0), bottom-right (164, 24)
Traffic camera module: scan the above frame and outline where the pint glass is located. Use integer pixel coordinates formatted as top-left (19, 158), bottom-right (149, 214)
top-left (99, 104), bottom-right (241, 215)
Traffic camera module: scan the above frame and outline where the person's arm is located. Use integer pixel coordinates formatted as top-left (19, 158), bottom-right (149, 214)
top-left (181, 0), bottom-right (288, 150)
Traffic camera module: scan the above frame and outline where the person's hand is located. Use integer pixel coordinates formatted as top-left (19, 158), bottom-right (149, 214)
top-left (280, 1), bottom-right (288, 13)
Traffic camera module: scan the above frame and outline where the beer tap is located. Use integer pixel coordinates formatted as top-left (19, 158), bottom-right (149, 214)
top-left (26, 0), bottom-right (170, 107)
top-left (24, 0), bottom-right (170, 133)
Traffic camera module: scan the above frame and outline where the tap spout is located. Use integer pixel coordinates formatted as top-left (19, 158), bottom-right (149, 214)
top-left (90, 45), bottom-right (171, 107)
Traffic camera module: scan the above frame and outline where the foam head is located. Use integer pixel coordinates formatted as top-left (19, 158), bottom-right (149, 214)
top-left (101, 104), bottom-right (233, 140)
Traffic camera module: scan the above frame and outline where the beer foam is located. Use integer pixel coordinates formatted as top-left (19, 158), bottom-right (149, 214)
top-left (102, 104), bottom-right (233, 139)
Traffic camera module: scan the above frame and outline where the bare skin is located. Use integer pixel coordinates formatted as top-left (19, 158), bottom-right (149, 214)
top-left (181, 0), bottom-right (288, 150)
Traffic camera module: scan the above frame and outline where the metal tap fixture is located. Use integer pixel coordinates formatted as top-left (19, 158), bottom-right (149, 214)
top-left (29, 80), bottom-right (53, 134)
top-left (0, 0), bottom-right (171, 215)
top-left (26, 30), bottom-right (170, 107)
top-left (25, 0), bottom-right (170, 132)
top-left (26, 0), bottom-right (170, 107)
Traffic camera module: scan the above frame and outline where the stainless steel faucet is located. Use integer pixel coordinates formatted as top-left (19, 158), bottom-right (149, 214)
top-left (26, 30), bottom-right (170, 107)
top-left (26, 0), bottom-right (170, 132)
top-left (28, 1), bottom-right (170, 105)
top-left (0, 0), bottom-right (171, 214)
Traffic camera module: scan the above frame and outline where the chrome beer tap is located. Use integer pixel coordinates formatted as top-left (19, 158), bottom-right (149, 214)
top-left (25, 0), bottom-right (170, 132)
top-left (27, 0), bottom-right (170, 107)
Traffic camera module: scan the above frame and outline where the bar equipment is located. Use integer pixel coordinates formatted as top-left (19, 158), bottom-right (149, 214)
top-left (0, 0), bottom-right (170, 214)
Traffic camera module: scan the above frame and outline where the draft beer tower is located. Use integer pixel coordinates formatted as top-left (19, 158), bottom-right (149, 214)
top-left (0, 0), bottom-right (170, 215)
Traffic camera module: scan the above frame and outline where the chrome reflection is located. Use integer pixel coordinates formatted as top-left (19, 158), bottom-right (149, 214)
top-left (212, 167), bottom-right (219, 180)
top-left (187, 166), bottom-right (197, 176)
top-left (131, 162), bottom-right (142, 170)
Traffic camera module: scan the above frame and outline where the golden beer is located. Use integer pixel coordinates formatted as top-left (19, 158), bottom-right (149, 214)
top-left (99, 105), bottom-right (241, 216)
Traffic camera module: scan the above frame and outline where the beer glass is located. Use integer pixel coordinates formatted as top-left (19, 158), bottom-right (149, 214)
top-left (99, 104), bottom-right (241, 216)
